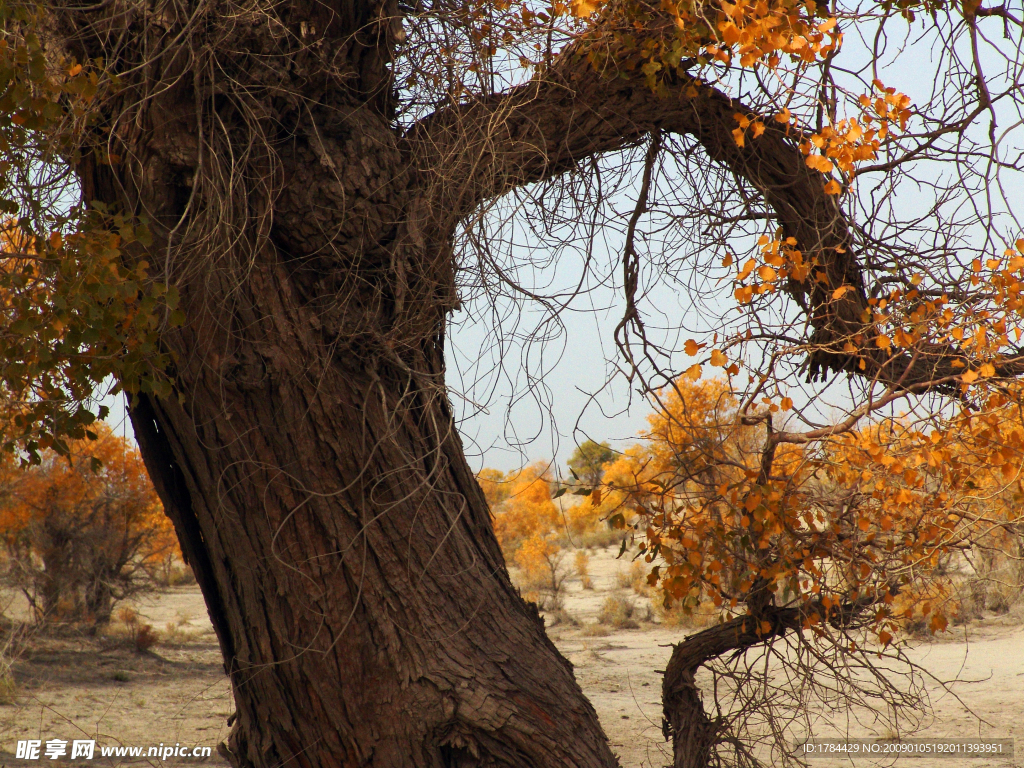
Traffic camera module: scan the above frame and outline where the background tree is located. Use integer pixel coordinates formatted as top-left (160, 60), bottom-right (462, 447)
top-left (0, 423), bottom-right (177, 626)
top-left (0, 0), bottom-right (1021, 766)
top-left (567, 439), bottom-right (616, 487)
top-left (599, 376), bottom-right (1023, 767)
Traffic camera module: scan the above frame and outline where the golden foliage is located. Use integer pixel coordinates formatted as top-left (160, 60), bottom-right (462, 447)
top-left (605, 375), bottom-right (1024, 643)
top-left (0, 423), bottom-right (179, 624)
top-left (485, 462), bottom-right (560, 553)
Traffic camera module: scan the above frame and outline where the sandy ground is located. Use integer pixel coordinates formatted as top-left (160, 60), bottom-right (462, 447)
top-left (0, 548), bottom-right (1019, 767)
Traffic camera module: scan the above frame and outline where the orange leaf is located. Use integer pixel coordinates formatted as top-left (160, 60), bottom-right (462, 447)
top-left (710, 349), bottom-right (727, 367)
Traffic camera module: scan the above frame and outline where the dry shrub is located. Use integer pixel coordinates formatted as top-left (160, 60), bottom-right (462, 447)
top-left (580, 622), bottom-right (611, 637)
top-left (547, 609), bottom-right (579, 627)
top-left (0, 638), bottom-right (19, 705)
top-left (134, 623), bottom-right (159, 652)
top-left (616, 561), bottom-right (651, 595)
top-left (653, 598), bottom-right (720, 629)
top-left (574, 527), bottom-right (625, 550)
top-left (597, 596), bottom-right (640, 629)
top-left (574, 551), bottom-right (594, 589)
top-left (162, 622), bottom-right (202, 645)
top-left (118, 607), bottom-right (159, 653)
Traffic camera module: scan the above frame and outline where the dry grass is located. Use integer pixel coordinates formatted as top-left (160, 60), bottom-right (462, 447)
top-left (652, 598), bottom-right (720, 629)
top-left (575, 551), bottom-right (595, 590)
top-left (113, 607), bottom-right (160, 653)
top-left (615, 561), bottom-right (652, 596)
top-left (598, 596), bottom-right (641, 629)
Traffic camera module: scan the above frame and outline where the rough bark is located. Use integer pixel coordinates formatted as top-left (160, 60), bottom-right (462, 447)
top-left (126, 325), bottom-right (618, 768)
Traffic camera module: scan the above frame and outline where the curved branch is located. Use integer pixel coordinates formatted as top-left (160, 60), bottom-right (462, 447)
top-left (405, 47), bottom-right (1001, 391)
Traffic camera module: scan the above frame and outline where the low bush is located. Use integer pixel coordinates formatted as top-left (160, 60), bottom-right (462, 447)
top-left (598, 596), bottom-right (640, 629)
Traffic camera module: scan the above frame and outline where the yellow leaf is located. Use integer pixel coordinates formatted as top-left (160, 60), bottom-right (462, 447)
top-left (961, 369), bottom-right (979, 383)
top-left (875, 335), bottom-right (891, 349)
top-left (571, 0), bottom-right (598, 16)
top-left (732, 128), bottom-right (745, 147)
top-left (806, 154), bottom-right (834, 174)
top-left (751, 121), bottom-right (765, 138)
top-left (684, 363), bottom-right (703, 381)
top-left (757, 265), bottom-right (777, 282)
top-left (710, 349), bottom-right (727, 367)
top-left (49, 231), bottom-right (63, 249)
top-left (979, 363), bottom-right (995, 378)
top-left (832, 285), bottom-right (851, 300)
top-left (910, 273), bottom-right (923, 285)
top-left (774, 108), bottom-right (791, 124)
top-left (721, 23), bottom-right (741, 44)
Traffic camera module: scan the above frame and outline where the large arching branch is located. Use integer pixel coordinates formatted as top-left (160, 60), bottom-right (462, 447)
top-left (404, 50), bottom-right (1017, 391)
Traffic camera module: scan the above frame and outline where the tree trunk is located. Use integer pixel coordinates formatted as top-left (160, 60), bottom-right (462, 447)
top-left (57, 0), bottom-right (622, 757)
top-left (127, 319), bottom-right (617, 767)
top-left (112, 229), bottom-right (619, 767)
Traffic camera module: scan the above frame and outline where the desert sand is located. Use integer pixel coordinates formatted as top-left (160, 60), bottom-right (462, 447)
top-left (0, 546), bottom-right (1019, 767)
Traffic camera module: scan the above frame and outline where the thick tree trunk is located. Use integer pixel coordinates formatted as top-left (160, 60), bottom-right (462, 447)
top-left (124, 261), bottom-right (618, 768)
top-left (57, 0), bottom-right (622, 758)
